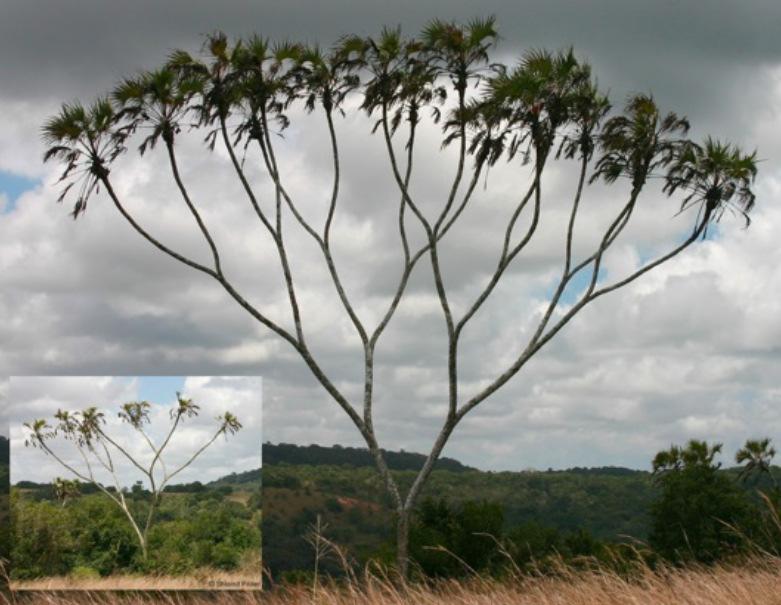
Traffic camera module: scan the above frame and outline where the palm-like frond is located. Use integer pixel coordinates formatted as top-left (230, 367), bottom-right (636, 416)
top-left (174, 393), bottom-right (201, 419)
top-left (118, 401), bottom-right (152, 428)
top-left (592, 94), bottom-right (689, 189)
top-left (421, 16), bottom-right (498, 95)
top-left (42, 97), bottom-right (129, 218)
top-left (112, 67), bottom-right (203, 154)
top-left (78, 406), bottom-right (106, 446)
top-left (54, 409), bottom-right (80, 436)
top-left (475, 48), bottom-right (601, 164)
top-left (361, 28), bottom-right (445, 135)
top-left (219, 411), bottom-right (243, 435)
top-left (421, 16), bottom-right (497, 65)
top-left (23, 419), bottom-right (55, 448)
top-left (736, 438), bottom-right (776, 482)
top-left (288, 40), bottom-right (362, 115)
top-left (664, 136), bottom-right (757, 232)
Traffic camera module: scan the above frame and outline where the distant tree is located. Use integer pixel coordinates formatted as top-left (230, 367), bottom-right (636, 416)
top-left (736, 437), bottom-right (780, 530)
top-left (23, 394), bottom-right (241, 561)
top-left (736, 438), bottom-right (777, 487)
top-left (52, 477), bottom-right (81, 507)
top-left (649, 440), bottom-right (754, 563)
top-left (42, 18), bottom-right (758, 576)
top-left (652, 440), bottom-right (723, 475)
top-left (409, 498), bottom-right (503, 577)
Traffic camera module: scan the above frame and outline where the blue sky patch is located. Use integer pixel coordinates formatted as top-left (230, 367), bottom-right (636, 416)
top-left (136, 376), bottom-right (186, 405)
top-left (0, 170), bottom-right (40, 213)
top-left (550, 264), bottom-right (608, 307)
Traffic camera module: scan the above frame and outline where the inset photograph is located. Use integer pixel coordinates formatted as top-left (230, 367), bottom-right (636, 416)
top-left (8, 376), bottom-right (261, 591)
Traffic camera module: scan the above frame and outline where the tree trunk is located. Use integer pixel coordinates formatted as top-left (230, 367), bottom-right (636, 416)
top-left (396, 508), bottom-right (410, 580)
top-left (139, 537), bottom-right (148, 563)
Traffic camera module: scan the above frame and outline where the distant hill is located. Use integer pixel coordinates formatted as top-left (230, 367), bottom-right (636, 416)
top-left (0, 435), bottom-right (9, 465)
top-left (207, 468), bottom-right (261, 488)
top-left (14, 468), bottom-right (261, 493)
top-left (261, 444), bottom-right (661, 577)
top-left (262, 442), bottom-right (781, 577)
top-left (263, 442), bottom-right (475, 472)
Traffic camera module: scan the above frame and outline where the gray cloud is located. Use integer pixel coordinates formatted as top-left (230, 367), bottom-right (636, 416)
top-left (1, 2), bottom-right (780, 473)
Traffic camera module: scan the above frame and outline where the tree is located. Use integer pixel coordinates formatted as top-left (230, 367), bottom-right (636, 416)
top-left (52, 477), bottom-right (81, 507)
top-left (409, 498), bottom-right (504, 577)
top-left (649, 441), bottom-right (754, 563)
top-left (23, 394), bottom-right (242, 561)
top-left (736, 438), bottom-right (777, 487)
top-left (41, 18), bottom-right (758, 577)
top-left (736, 437), bottom-right (780, 516)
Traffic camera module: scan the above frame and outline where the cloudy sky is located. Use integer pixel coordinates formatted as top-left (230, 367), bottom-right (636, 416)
top-left (1, 1), bottom-right (780, 472)
top-left (7, 376), bottom-right (261, 485)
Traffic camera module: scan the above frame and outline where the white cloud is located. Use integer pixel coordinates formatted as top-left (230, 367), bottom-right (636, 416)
top-left (1, 5), bottom-right (781, 475)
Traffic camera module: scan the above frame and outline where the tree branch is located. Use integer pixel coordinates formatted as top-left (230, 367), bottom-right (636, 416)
top-left (221, 114), bottom-right (307, 345)
top-left (165, 139), bottom-right (223, 276)
top-left (456, 211), bottom-right (706, 422)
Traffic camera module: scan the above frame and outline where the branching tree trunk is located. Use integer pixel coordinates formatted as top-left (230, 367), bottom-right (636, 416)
top-left (23, 395), bottom-right (242, 561)
top-left (42, 18), bottom-right (758, 579)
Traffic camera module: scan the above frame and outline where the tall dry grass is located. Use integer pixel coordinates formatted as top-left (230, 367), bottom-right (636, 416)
top-left (2, 557), bottom-right (781, 605)
top-left (8, 568), bottom-right (260, 591)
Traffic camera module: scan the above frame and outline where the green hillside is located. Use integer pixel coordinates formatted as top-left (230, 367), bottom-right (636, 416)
top-left (261, 442), bottom-right (781, 578)
top-left (261, 443), bottom-right (660, 578)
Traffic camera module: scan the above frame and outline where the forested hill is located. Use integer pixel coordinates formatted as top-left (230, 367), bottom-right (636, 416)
top-left (263, 442), bottom-right (475, 472)
top-left (208, 468), bottom-right (261, 487)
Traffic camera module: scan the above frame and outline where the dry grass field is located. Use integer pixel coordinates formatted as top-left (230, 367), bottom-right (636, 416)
top-left (8, 568), bottom-right (260, 591)
top-left (2, 558), bottom-right (781, 604)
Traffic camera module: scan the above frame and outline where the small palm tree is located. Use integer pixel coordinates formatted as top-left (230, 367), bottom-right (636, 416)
top-left (736, 438), bottom-right (777, 487)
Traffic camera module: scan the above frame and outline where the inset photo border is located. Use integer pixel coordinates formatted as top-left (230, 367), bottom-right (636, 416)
top-left (7, 376), bottom-right (261, 591)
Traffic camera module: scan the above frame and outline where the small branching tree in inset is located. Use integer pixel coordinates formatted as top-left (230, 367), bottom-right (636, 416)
top-left (42, 17), bottom-right (759, 576)
top-left (23, 394), bottom-right (242, 561)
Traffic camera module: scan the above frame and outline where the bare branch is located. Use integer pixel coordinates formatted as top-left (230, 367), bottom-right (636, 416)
top-left (457, 211), bottom-right (706, 422)
top-left (95, 426), bottom-right (152, 480)
top-left (165, 139), bottom-right (223, 276)
top-left (219, 115), bottom-right (277, 238)
top-left (98, 174), bottom-right (218, 279)
top-left (159, 428), bottom-right (223, 490)
top-left (258, 107), bottom-right (369, 346)
top-left (221, 114), bottom-right (307, 345)
top-left (455, 169), bottom-right (541, 338)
